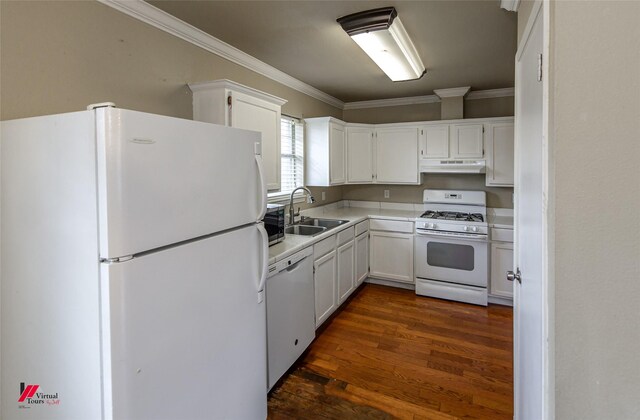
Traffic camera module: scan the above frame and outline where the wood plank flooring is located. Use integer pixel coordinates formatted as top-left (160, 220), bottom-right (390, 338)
top-left (268, 284), bottom-right (513, 419)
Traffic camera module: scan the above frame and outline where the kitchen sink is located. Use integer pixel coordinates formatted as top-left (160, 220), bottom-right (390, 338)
top-left (284, 225), bottom-right (326, 236)
top-left (297, 218), bottom-right (350, 230)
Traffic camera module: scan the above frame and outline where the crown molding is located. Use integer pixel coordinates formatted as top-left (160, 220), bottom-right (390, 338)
top-left (466, 87), bottom-right (515, 100)
top-left (97, 0), bottom-right (344, 109)
top-left (434, 86), bottom-right (471, 99)
top-left (189, 79), bottom-right (287, 106)
top-left (500, 0), bottom-right (521, 12)
top-left (343, 94), bottom-right (440, 110)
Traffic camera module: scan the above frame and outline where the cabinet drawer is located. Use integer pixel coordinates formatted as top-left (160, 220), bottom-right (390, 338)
top-left (370, 219), bottom-right (413, 233)
top-left (355, 220), bottom-right (369, 236)
top-left (337, 226), bottom-right (355, 247)
top-left (314, 235), bottom-right (336, 259)
top-left (491, 228), bottom-right (514, 243)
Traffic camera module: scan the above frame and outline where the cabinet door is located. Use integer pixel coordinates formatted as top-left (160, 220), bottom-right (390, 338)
top-left (231, 91), bottom-right (281, 191)
top-left (420, 125), bottom-right (450, 159)
top-left (375, 127), bottom-right (419, 184)
top-left (346, 126), bottom-right (375, 183)
top-left (369, 231), bottom-right (414, 283)
top-left (314, 250), bottom-right (337, 328)
top-left (490, 242), bottom-right (514, 298)
top-left (485, 122), bottom-right (515, 186)
top-left (329, 123), bottom-right (346, 185)
top-left (355, 232), bottom-right (369, 286)
top-left (451, 124), bottom-right (484, 159)
top-left (337, 240), bottom-right (355, 304)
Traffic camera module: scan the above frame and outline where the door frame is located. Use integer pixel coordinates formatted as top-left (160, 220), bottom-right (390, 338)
top-left (513, 1), bottom-right (555, 419)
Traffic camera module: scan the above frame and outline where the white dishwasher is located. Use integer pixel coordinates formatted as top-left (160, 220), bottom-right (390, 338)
top-left (266, 246), bottom-right (315, 390)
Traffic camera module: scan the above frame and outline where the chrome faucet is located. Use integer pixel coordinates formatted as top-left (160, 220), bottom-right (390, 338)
top-left (288, 186), bottom-right (315, 225)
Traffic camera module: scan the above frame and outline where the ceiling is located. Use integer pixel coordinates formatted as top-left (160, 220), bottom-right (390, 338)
top-left (148, 1), bottom-right (517, 103)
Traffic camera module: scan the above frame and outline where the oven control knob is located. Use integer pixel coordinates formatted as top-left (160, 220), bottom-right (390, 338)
top-left (426, 223), bottom-right (434, 229)
top-left (471, 226), bottom-right (479, 233)
top-left (463, 226), bottom-right (469, 231)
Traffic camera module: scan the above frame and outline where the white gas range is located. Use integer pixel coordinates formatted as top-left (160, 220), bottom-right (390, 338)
top-left (414, 190), bottom-right (489, 306)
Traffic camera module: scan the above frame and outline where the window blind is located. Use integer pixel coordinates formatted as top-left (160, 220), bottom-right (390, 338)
top-left (280, 116), bottom-right (304, 194)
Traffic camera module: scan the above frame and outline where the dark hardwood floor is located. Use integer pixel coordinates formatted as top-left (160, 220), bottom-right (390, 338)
top-left (268, 284), bottom-right (513, 420)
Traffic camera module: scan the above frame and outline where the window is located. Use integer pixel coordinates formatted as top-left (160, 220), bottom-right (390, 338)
top-left (269, 116), bottom-right (304, 200)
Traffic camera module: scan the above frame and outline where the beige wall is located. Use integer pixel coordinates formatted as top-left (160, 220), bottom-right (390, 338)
top-left (0, 1), bottom-right (342, 122)
top-left (464, 96), bottom-right (514, 119)
top-left (550, 1), bottom-right (640, 418)
top-left (343, 102), bottom-right (442, 124)
top-left (343, 174), bottom-right (513, 209)
top-left (343, 96), bottom-right (514, 124)
top-left (517, 1), bottom-right (536, 46)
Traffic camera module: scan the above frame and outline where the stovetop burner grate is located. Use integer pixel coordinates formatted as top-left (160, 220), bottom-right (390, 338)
top-left (419, 210), bottom-right (484, 222)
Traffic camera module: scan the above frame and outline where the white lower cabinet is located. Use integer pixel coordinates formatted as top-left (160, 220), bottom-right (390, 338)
top-left (354, 231), bottom-right (369, 286)
top-left (490, 227), bottom-right (514, 302)
top-left (490, 241), bottom-right (514, 299)
top-left (337, 241), bottom-right (355, 304)
top-left (313, 249), bottom-right (337, 328)
top-left (369, 219), bottom-right (414, 283)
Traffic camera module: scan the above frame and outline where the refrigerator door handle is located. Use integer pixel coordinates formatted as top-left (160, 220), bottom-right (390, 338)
top-left (255, 152), bottom-right (267, 221)
top-left (257, 222), bottom-right (269, 303)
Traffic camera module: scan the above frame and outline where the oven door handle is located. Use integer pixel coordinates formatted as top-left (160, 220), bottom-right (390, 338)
top-left (415, 229), bottom-right (488, 242)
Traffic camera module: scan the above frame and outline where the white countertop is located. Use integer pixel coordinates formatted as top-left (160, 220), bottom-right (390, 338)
top-left (487, 214), bottom-right (514, 229)
top-left (268, 206), bottom-right (421, 265)
top-left (268, 201), bottom-right (515, 264)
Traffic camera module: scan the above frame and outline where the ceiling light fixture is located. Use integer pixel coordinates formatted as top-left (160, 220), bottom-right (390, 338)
top-left (337, 7), bottom-right (426, 82)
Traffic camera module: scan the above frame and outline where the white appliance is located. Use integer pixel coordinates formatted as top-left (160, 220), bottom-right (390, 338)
top-left (266, 247), bottom-right (315, 390)
top-left (1, 105), bottom-right (270, 420)
top-left (414, 190), bottom-right (489, 306)
top-left (419, 159), bottom-right (486, 174)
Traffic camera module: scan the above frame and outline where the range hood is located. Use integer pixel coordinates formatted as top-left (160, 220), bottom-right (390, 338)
top-left (420, 159), bottom-right (486, 174)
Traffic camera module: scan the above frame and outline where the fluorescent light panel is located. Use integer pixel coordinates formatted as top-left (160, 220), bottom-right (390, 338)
top-left (337, 7), bottom-right (425, 82)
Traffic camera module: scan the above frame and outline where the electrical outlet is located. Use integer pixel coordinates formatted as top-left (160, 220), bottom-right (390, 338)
top-left (384, 189), bottom-right (390, 199)
top-left (321, 191), bottom-right (326, 201)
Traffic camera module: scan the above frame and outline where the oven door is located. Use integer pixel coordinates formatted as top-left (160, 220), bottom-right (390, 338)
top-left (414, 230), bottom-right (488, 287)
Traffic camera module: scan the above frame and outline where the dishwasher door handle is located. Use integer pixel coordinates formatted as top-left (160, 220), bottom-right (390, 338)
top-left (283, 256), bottom-right (309, 274)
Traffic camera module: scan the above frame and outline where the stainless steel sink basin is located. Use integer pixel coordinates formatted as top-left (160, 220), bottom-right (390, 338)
top-left (297, 218), bottom-right (350, 230)
top-left (284, 225), bottom-right (326, 236)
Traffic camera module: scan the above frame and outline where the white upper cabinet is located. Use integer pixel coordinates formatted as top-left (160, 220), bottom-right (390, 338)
top-left (376, 126), bottom-right (420, 184)
top-left (305, 117), bottom-right (346, 186)
top-left (308, 116), bottom-right (513, 187)
top-left (189, 80), bottom-right (286, 192)
top-left (329, 123), bottom-right (346, 184)
top-left (346, 125), bottom-right (375, 183)
top-left (451, 123), bottom-right (484, 158)
top-left (485, 122), bottom-right (515, 187)
top-left (420, 125), bottom-right (450, 159)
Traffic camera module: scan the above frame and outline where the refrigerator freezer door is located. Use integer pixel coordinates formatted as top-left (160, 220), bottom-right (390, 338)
top-left (96, 107), bottom-right (265, 259)
top-left (101, 224), bottom-right (267, 420)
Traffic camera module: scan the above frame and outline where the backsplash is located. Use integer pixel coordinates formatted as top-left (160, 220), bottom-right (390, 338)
top-left (287, 175), bottom-right (513, 219)
top-left (342, 174), bottom-right (513, 209)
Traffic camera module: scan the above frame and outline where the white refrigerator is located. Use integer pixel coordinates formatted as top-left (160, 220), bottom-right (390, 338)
top-left (1, 106), bottom-right (270, 419)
